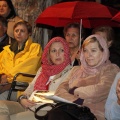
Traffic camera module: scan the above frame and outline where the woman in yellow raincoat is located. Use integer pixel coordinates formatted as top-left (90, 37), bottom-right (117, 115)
top-left (0, 20), bottom-right (42, 100)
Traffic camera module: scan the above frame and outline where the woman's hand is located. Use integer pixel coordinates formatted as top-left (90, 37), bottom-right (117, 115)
top-left (0, 74), bottom-right (8, 84)
top-left (116, 79), bottom-right (120, 105)
top-left (20, 99), bottom-right (36, 108)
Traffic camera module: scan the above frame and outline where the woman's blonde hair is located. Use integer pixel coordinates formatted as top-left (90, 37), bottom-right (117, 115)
top-left (82, 36), bottom-right (104, 52)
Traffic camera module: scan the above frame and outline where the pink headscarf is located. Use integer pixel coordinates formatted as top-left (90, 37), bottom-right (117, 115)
top-left (34, 37), bottom-right (71, 90)
top-left (80, 34), bottom-right (110, 75)
top-left (69, 34), bottom-right (110, 85)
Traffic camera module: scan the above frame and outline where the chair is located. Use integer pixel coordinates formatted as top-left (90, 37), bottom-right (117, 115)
top-left (7, 72), bottom-right (35, 100)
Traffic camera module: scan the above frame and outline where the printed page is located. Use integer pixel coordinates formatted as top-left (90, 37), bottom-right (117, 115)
top-left (29, 90), bottom-right (75, 111)
top-left (29, 90), bottom-right (72, 104)
top-left (29, 90), bottom-right (54, 104)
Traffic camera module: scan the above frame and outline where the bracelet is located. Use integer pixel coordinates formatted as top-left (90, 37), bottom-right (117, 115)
top-left (17, 95), bottom-right (27, 103)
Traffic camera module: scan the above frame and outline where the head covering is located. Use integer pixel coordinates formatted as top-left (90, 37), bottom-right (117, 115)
top-left (69, 34), bottom-right (110, 86)
top-left (80, 34), bottom-right (109, 71)
top-left (34, 37), bottom-right (71, 90)
top-left (0, 0), bottom-right (16, 19)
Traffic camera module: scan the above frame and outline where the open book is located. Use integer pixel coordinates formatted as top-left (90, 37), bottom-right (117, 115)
top-left (29, 90), bottom-right (72, 104)
top-left (29, 90), bottom-right (74, 111)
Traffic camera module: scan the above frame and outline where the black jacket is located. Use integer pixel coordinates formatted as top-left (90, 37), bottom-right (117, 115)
top-left (0, 34), bottom-right (14, 52)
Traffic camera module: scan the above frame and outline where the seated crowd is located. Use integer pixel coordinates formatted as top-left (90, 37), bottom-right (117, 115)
top-left (0, 36), bottom-right (72, 120)
top-left (0, 0), bottom-right (119, 120)
top-left (0, 31), bottom-right (119, 120)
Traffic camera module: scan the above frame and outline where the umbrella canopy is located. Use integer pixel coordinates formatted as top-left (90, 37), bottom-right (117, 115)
top-left (112, 12), bottom-right (120, 22)
top-left (36, 1), bottom-right (120, 28)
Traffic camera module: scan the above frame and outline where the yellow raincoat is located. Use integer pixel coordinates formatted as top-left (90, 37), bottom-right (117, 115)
top-left (0, 37), bottom-right (42, 84)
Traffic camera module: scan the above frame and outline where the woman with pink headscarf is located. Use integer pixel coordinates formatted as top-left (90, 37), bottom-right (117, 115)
top-left (54, 34), bottom-right (120, 120)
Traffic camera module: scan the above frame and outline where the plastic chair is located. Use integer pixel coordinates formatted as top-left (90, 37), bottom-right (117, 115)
top-left (7, 72), bottom-right (35, 100)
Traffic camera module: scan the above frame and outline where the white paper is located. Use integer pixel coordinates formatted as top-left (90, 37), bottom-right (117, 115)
top-left (29, 90), bottom-right (72, 104)
top-left (28, 90), bottom-right (74, 111)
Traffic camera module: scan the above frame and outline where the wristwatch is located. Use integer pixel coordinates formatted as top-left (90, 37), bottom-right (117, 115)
top-left (18, 95), bottom-right (27, 103)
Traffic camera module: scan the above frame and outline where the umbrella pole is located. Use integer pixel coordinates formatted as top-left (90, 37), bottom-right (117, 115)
top-left (79, 19), bottom-right (82, 49)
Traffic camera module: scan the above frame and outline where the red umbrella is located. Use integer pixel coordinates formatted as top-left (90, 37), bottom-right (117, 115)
top-left (112, 12), bottom-right (120, 23)
top-left (35, 1), bottom-right (120, 28)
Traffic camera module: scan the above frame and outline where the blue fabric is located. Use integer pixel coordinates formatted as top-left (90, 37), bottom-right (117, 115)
top-left (105, 72), bottom-right (120, 120)
top-left (73, 98), bottom-right (84, 105)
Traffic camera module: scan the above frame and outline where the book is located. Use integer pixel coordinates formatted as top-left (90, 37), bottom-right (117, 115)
top-left (29, 90), bottom-right (72, 104)
top-left (28, 90), bottom-right (73, 111)
top-left (29, 90), bottom-right (54, 104)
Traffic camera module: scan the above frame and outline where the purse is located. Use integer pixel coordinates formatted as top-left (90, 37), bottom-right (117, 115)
top-left (34, 102), bottom-right (97, 120)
